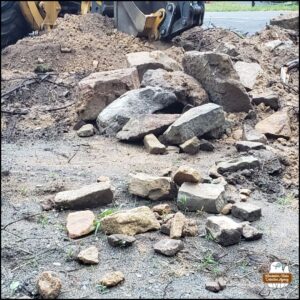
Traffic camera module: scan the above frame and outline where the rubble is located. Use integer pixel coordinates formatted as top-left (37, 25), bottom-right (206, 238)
top-left (153, 238), bottom-right (184, 256)
top-left (54, 182), bottom-right (113, 209)
top-left (77, 246), bottom-right (99, 264)
top-left (183, 51), bottom-right (251, 112)
top-left (144, 134), bottom-right (166, 154)
top-left (255, 110), bottom-right (292, 139)
top-left (199, 139), bottom-right (215, 152)
top-left (77, 124), bottom-right (95, 137)
top-left (173, 166), bottom-right (201, 186)
top-left (242, 124), bottom-right (268, 144)
top-left (161, 103), bottom-right (225, 145)
top-left (152, 204), bottom-right (171, 215)
top-left (270, 12), bottom-right (299, 31)
top-left (116, 114), bottom-right (179, 142)
top-left (216, 156), bottom-right (260, 174)
top-left (100, 206), bottom-right (161, 236)
top-left (97, 87), bottom-right (177, 135)
top-left (242, 224), bottom-right (263, 241)
top-left (221, 203), bottom-right (233, 215)
top-left (179, 137), bottom-right (201, 154)
top-left (37, 271), bottom-right (62, 299)
top-left (126, 50), bottom-right (182, 80)
top-left (99, 271), bottom-right (125, 287)
top-left (107, 234), bottom-right (136, 247)
top-left (77, 68), bottom-right (140, 121)
top-left (231, 202), bottom-right (262, 221)
top-left (128, 173), bottom-right (176, 201)
top-left (235, 141), bottom-right (266, 152)
top-left (141, 69), bottom-right (208, 106)
top-left (66, 210), bottom-right (95, 239)
top-left (251, 91), bottom-right (280, 110)
top-left (177, 182), bottom-right (225, 213)
top-left (170, 212), bottom-right (186, 239)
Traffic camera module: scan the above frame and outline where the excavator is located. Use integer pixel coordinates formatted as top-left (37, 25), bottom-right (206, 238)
top-left (1, 1), bottom-right (205, 49)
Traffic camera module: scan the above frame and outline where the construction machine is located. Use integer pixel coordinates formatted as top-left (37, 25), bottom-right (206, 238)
top-left (1, 1), bottom-right (205, 49)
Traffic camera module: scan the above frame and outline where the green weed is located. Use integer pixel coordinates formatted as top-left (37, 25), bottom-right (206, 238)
top-left (37, 213), bottom-right (49, 227)
top-left (276, 194), bottom-right (295, 206)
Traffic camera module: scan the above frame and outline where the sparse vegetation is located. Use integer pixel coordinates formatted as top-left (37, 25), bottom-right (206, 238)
top-left (94, 208), bottom-right (117, 235)
top-left (276, 193), bottom-right (296, 206)
top-left (96, 284), bottom-right (109, 294)
top-left (37, 213), bottom-right (49, 227)
top-left (199, 252), bottom-right (218, 271)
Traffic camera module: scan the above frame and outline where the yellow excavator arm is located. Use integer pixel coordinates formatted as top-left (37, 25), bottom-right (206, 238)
top-left (1, 1), bottom-right (205, 48)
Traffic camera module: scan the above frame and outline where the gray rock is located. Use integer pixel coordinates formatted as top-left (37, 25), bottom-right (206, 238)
top-left (205, 216), bottom-right (243, 246)
top-left (77, 124), bottom-right (95, 137)
top-left (183, 51), bottom-right (251, 112)
top-left (177, 182), bottom-right (225, 213)
top-left (97, 87), bottom-right (177, 135)
top-left (264, 39), bottom-right (293, 51)
top-left (234, 61), bottom-right (262, 91)
top-left (205, 281), bottom-right (221, 293)
top-left (116, 114), bottom-right (179, 141)
top-left (129, 173), bottom-right (177, 201)
top-left (215, 42), bottom-right (239, 57)
top-left (270, 12), bottom-right (299, 30)
top-left (126, 51), bottom-right (182, 80)
top-left (199, 139), bottom-right (215, 152)
top-left (235, 141), bottom-right (266, 152)
top-left (162, 103), bottom-right (225, 145)
top-left (254, 149), bottom-right (282, 175)
top-left (141, 69), bottom-right (208, 106)
top-left (242, 224), bottom-right (263, 241)
top-left (242, 124), bottom-right (267, 144)
top-left (251, 91), bottom-right (280, 110)
top-left (107, 234), bottom-right (136, 247)
top-left (179, 137), bottom-right (201, 154)
top-left (54, 182), bottom-right (113, 209)
top-left (160, 220), bottom-right (172, 235)
top-left (144, 134), bottom-right (166, 154)
top-left (77, 68), bottom-right (140, 121)
top-left (231, 202), bottom-right (262, 221)
top-left (166, 146), bottom-right (180, 154)
top-left (216, 156), bottom-right (260, 174)
top-left (153, 238), bottom-right (184, 256)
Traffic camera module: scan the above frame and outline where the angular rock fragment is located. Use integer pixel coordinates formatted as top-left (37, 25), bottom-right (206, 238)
top-left (107, 234), bottom-right (136, 247)
top-left (179, 137), bottom-right (201, 154)
top-left (242, 224), bottom-right (263, 241)
top-left (37, 271), bottom-right (62, 299)
top-left (205, 216), bottom-right (243, 246)
top-left (97, 87), bottom-right (177, 135)
top-left (126, 51), bottom-right (182, 80)
top-left (77, 246), bottom-right (99, 264)
top-left (183, 51), bottom-right (251, 112)
top-left (166, 146), bottom-right (180, 154)
top-left (170, 212), bottom-right (186, 239)
top-left (221, 203), bottom-right (233, 215)
top-left (173, 166), bottom-right (201, 186)
top-left (162, 103), bottom-right (225, 145)
top-left (255, 110), bottom-right (291, 139)
top-left (199, 139), bottom-right (215, 152)
top-left (77, 68), bottom-right (140, 121)
top-left (129, 173), bottom-right (176, 201)
top-left (251, 91), bottom-right (280, 110)
top-left (101, 206), bottom-right (160, 236)
top-left (99, 271), bottom-right (125, 287)
top-left (234, 61), bottom-right (262, 91)
top-left (231, 202), bottom-right (262, 221)
top-left (153, 238), bottom-right (184, 256)
top-left (216, 156), bottom-right (260, 174)
top-left (141, 68), bottom-right (208, 106)
top-left (205, 281), bottom-right (221, 293)
top-left (182, 219), bottom-right (198, 237)
top-left (177, 183), bottom-right (225, 213)
top-left (54, 182), bottom-right (113, 209)
top-left (235, 141), bottom-right (266, 152)
top-left (270, 12), bottom-right (299, 30)
top-left (77, 124), bottom-right (95, 137)
top-left (144, 134), bottom-right (166, 154)
top-left (242, 124), bottom-right (267, 144)
top-left (116, 114), bottom-right (179, 142)
top-left (66, 210), bottom-right (95, 239)
top-left (152, 204), bottom-right (171, 215)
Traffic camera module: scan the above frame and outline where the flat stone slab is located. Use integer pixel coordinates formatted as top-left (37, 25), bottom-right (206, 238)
top-left (54, 182), bottom-right (113, 209)
top-left (77, 246), bottom-right (99, 264)
top-left (162, 103), bottom-right (225, 145)
top-left (116, 114), bottom-right (179, 142)
top-left (216, 156), bottom-right (260, 174)
top-left (235, 141), bottom-right (266, 152)
top-left (206, 216), bottom-right (243, 246)
top-left (177, 182), bottom-right (225, 213)
top-left (243, 124), bottom-right (267, 144)
top-left (107, 234), bottom-right (136, 247)
top-left (232, 202), bottom-right (262, 221)
top-left (129, 173), bottom-right (176, 201)
top-left (251, 91), bottom-right (280, 110)
top-left (153, 238), bottom-right (184, 256)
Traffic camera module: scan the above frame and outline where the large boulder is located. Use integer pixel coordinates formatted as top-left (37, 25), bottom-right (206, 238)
top-left (77, 68), bottom-right (140, 121)
top-left (101, 206), bottom-right (161, 236)
top-left (234, 62), bottom-right (262, 91)
top-left (126, 50), bottom-right (182, 80)
top-left (116, 114), bottom-right (179, 142)
top-left (255, 110), bottom-right (291, 139)
top-left (96, 87), bottom-right (177, 135)
top-left (141, 69), bottom-right (208, 106)
top-left (177, 183), bottom-right (225, 213)
top-left (128, 173), bottom-right (176, 201)
top-left (54, 182), bottom-right (113, 210)
top-left (161, 103), bottom-right (225, 145)
top-left (270, 12), bottom-right (299, 31)
top-left (183, 51), bottom-right (251, 112)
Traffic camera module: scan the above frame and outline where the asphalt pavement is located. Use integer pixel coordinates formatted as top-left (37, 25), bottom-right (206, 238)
top-left (204, 11), bottom-right (288, 35)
